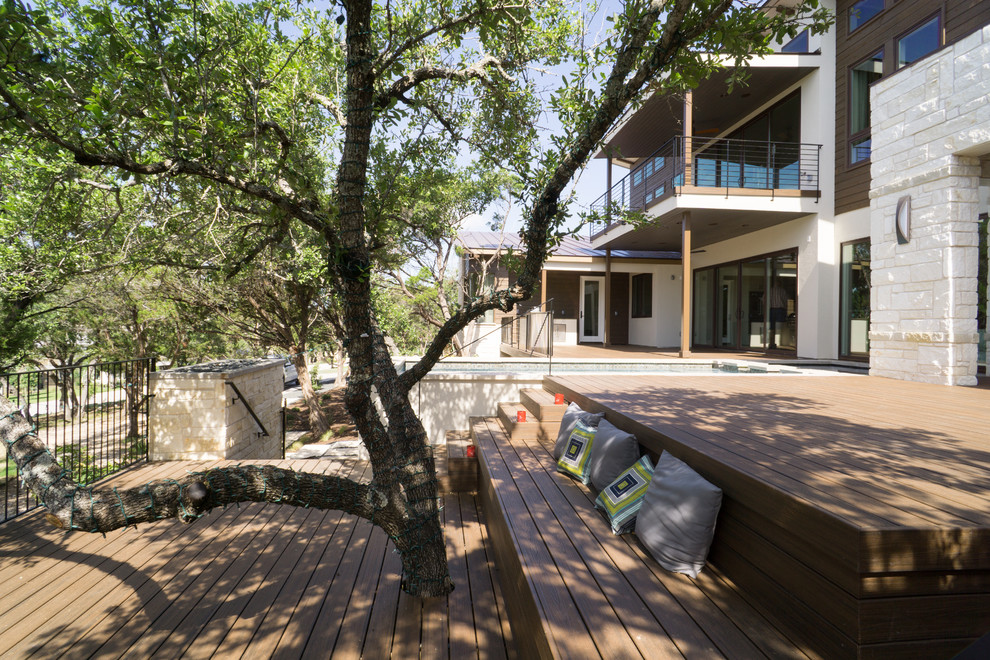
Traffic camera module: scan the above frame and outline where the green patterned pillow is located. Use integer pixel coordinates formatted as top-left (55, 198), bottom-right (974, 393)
top-left (594, 456), bottom-right (654, 534)
top-left (556, 420), bottom-right (597, 484)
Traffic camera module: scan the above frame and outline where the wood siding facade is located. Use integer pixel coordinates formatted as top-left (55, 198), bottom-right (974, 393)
top-left (834, 0), bottom-right (989, 215)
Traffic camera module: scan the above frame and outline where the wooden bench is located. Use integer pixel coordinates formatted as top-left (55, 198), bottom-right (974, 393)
top-left (473, 414), bottom-right (810, 659)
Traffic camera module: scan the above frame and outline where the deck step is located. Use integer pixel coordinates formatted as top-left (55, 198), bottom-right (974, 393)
top-left (520, 388), bottom-right (567, 423)
top-left (438, 430), bottom-right (478, 493)
top-left (496, 402), bottom-right (543, 440)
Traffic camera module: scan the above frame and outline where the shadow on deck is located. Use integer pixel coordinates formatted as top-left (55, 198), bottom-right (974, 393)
top-left (0, 458), bottom-right (512, 659)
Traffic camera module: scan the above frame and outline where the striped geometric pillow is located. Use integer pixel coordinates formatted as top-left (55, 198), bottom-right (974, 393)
top-left (556, 420), bottom-right (597, 484)
top-left (594, 456), bottom-right (655, 534)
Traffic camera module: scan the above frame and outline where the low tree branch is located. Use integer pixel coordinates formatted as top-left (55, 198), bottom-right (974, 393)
top-left (0, 398), bottom-right (375, 532)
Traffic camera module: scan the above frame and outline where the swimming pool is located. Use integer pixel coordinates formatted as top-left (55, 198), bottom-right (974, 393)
top-left (403, 357), bottom-right (803, 376)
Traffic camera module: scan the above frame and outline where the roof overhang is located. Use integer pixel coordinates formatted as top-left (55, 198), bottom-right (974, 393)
top-left (598, 54), bottom-right (821, 162)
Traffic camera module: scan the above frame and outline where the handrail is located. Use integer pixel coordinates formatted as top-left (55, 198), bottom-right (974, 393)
top-left (500, 299), bottom-right (555, 360)
top-left (589, 135), bottom-right (822, 239)
top-left (225, 380), bottom-right (269, 437)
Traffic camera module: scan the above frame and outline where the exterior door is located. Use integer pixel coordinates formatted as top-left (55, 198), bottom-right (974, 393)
top-left (695, 250), bottom-right (798, 352)
top-left (580, 276), bottom-right (605, 343)
top-left (715, 266), bottom-right (738, 348)
top-left (741, 259), bottom-right (768, 350)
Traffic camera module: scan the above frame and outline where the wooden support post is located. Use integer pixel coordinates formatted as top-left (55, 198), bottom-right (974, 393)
top-left (680, 212), bottom-right (692, 358)
top-left (540, 269), bottom-right (547, 309)
top-left (604, 248), bottom-right (612, 347)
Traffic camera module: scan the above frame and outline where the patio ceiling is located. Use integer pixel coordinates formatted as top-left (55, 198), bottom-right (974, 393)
top-left (599, 57), bottom-right (820, 162)
top-left (594, 204), bottom-right (813, 252)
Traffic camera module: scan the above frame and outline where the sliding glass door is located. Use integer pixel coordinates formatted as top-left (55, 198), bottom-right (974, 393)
top-left (692, 250), bottom-right (798, 352)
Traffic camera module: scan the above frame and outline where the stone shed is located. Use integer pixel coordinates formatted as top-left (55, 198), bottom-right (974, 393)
top-left (149, 359), bottom-right (284, 461)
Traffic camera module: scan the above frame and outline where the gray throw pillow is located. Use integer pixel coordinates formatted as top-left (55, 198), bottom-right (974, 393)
top-left (553, 402), bottom-right (605, 460)
top-left (588, 419), bottom-right (641, 493)
top-left (635, 451), bottom-right (722, 578)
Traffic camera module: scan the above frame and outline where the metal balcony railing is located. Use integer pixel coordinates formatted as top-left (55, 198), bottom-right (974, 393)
top-left (589, 136), bottom-right (822, 238)
top-left (500, 308), bottom-right (554, 357)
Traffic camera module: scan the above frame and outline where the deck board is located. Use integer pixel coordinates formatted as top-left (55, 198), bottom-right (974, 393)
top-left (0, 459), bottom-right (512, 659)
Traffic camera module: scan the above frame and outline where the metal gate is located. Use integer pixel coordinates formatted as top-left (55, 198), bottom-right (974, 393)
top-left (1, 358), bottom-right (154, 523)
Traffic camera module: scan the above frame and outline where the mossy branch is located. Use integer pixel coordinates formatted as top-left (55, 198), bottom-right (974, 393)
top-left (0, 397), bottom-right (373, 533)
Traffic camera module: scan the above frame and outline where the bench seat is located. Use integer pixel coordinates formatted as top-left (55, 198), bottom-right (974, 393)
top-left (472, 415), bottom-right (809, 659)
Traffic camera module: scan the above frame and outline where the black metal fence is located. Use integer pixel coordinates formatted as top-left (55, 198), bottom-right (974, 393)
top-left (1, 358), bottom-right (154, 523)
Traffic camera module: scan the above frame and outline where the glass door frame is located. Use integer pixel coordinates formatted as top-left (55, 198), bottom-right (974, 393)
top-left (579, 275), bottom-right (606, 343)
top-left (691, 248), bottom-right (799, 353)
top-left (839, 238), bottom-right (871, 361)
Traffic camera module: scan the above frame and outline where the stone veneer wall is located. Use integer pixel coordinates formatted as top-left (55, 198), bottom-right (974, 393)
top-left (149, 359), bottom-right (283, 460)
top-left (869, 25), bottom-right (990, 386)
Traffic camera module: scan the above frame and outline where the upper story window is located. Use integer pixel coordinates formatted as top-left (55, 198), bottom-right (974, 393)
top-left (631, 273), bottom-right (652, 318)
top-left (849, 49), bottom-right (884, 164)
top-left (897, 15), bottom-right (941, 68)
top-left (632, 156), bottom-right (665, 187)
top-left (781, 29), bottom-right (810, 53)
top-left (849, 0), bottom-right (884, 32)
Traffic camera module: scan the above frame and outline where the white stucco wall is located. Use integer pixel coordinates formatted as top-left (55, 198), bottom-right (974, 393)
top-left (869, 26), bottom-right (990, 386)
top-left (627, 264), bottom-right (683, 347)
top-left (409, 371), bottom-right (544, 444)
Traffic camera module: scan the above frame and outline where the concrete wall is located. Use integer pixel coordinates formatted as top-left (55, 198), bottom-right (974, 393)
top-left (408, 370), bottom-right (544, 444)
top-left (150, 359), bottom-right (284, 460)
top-left (458, 322), bottom-right (503, 358)
top-left (869, 26), bottom-right (990, 385)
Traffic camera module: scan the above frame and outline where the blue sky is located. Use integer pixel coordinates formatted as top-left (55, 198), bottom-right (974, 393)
top-left (459, 0), bottom-right (623, 237)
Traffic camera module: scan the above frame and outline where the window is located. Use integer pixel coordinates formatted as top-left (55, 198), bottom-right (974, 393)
top-left (849, 50), bottom-right (883, 164)
top-left (781, 29), bottom-right (809, 53)
top-left (632, 156), bottom-right (664, 189)
top-left (897, 15), bottom-right (941, 68)
top-left (721, 92), bottom-right (802, 189)
top-left (645, 184), bottom-right (665, 203)
top-left (631, 274), bottom-right (652, 318)
top-left (849, 0), bottom-right (883, 32)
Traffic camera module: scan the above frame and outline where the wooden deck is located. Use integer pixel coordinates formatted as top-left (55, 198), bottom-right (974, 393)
top-left (544, 373), bottom-right (990, 658)
top-left (0, 459), bottom-right (513, 659)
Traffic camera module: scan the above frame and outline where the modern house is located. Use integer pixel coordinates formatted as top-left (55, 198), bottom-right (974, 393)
top-left (456, 231), bottom-right (680, 357)
top-left (588, 0), bottom-right (989, 385)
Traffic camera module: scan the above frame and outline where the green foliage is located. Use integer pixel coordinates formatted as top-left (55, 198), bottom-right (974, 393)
top-left (372, 280), bottom-right (435, 355)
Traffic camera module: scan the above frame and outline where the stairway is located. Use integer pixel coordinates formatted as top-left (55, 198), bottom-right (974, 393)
top-left (441, 387), bottom-right (568, 493)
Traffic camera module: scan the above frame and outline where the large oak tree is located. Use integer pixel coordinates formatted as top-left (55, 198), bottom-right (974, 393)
top-left (0, 0), bottom-right (828, 596)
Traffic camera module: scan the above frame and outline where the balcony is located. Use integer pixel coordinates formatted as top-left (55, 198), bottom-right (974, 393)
top-left (590, 136), bottom-right (821, 243)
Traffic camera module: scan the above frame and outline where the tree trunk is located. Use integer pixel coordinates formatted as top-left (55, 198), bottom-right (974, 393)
top-left (291, 350), bottom-right (331, 439)
top-left (333, 347), bottom-right (348, 389)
